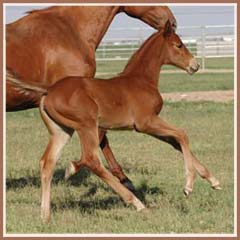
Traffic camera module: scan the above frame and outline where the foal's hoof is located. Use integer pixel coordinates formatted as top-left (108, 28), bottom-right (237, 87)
top-left (65, 161), bottom-right (77, 181)
top-left (183, 187), bottom-right (193, 197)
top-left (120, 178), bottom-right (136, 193)
top-left (209, 177), bottom-right (221, 190)
top-left (211, 184), bottom-right (222, 190)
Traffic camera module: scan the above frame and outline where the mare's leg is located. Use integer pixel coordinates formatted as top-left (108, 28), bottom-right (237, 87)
top-left (98, 129), bottom-right (136, 191)
top-left (136, 116), bottom-right (220, 195)
top-left (39, 98), bottom-right (74, 222)
top-left (75, 127), bottom-right (145, 211)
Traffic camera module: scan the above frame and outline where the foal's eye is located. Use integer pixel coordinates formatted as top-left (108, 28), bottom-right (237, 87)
top-left (176, 43), bottom-right (182, 48)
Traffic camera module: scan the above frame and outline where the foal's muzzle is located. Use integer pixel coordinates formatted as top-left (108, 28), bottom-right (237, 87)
top-left (187, 58), bottom-right (200, 75)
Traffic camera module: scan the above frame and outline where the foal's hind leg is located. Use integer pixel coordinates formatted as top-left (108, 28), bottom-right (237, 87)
top-left (76, 127), bottom-right (145, 211)
top-left (98, 129), bottom-right (136, 192)
top-left (39, 100), bottom-right (73, 222)
top-left (136, 116), bottom-right (220, 195)
top-left (191, 155), bottom-right (221, 190)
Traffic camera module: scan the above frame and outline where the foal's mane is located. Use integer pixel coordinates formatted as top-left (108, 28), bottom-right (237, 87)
top-left (121, 31), bottom-right (163, 74)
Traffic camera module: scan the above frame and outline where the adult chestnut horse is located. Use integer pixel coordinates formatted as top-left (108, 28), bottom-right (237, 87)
top-left (9, 21), bottom-right (221, 222)
top-left (6, 5), bottom-right (176, 190)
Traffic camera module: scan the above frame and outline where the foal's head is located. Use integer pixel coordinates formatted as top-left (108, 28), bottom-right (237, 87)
top-left (162, 21), bottom-right (199, 75)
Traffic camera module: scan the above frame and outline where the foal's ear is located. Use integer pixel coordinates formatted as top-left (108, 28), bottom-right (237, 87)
top-left (163, 20), bottom-right (173, 38)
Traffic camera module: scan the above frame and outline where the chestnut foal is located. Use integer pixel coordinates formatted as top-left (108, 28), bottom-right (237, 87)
top-left (39, 21), bottom-right (220, 222)
top-left (7, 5), bottom-right (177, 193)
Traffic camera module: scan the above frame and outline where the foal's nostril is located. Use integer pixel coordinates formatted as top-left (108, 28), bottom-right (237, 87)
top-left (190, 59), bottom-right (199, 72)
top-left (187, 58), bottom-right (199, 74)
top-left (195, 63), bottom-right (200, 71)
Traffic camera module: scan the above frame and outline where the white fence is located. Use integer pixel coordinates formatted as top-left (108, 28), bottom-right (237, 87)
top-left (96, 25), bottom-right (234, 71)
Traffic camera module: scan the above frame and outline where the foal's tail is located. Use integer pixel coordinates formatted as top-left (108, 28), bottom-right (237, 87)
top-left (6, 68), bottom-right (48, 95)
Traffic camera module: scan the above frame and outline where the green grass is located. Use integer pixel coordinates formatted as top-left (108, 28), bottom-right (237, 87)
top-left (96, 70), bottom-right (234, 93)
top-left (96, 57), bottom-right (234, 74)
top-left (203, 57), bottom-right (234, 69)
top-left (6, 101), bottom-right (234, 234)
top-left (159, 72), bottom-right (233, 93)
top-left (96, 57), bottom-right (234, 93)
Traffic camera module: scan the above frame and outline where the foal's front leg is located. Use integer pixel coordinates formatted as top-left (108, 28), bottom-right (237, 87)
top-left (75, 127), bottom-right (146, 212)
top-left (65, 129), bottom-right (136, 192)
top-left (135, 115), bottom-right (220, 195)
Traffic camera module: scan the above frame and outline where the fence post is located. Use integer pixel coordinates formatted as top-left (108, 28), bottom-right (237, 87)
top-left (103, 44), bottom-right (106, 59)
top-left (201, 26), bottom-right (206, 71)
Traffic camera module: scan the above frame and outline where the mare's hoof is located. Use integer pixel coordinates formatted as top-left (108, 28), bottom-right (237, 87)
top-left (65, 161), bottom-right (76, 181)
top-left (183, 187), bottom-right (193, 197)
top-left (120, 178), bottom-right (136, 193)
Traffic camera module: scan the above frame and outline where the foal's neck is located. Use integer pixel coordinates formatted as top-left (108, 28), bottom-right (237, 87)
top-left (121, 33), bottom-right (165, 88)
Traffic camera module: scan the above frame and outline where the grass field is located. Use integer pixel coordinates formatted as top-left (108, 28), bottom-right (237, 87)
top-left (5, 56), bottom-right (234, 234)
top-left (6, 101), bottom-right (234, 234)
top-left (96, 57), bottom-right (234, 93)
top-left (96, 71), bottom-right (234, 93)
top-left (96, 57), bottom-right (234, 75)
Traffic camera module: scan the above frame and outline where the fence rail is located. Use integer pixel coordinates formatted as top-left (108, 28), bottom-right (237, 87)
top-left (96, 25), bottom-right (234, 72)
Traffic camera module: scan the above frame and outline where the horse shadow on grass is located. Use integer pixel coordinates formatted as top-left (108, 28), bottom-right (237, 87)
top-left (6, 167), bottom-right (91, 190)
top-left (134, 181), bottom-right (167, 203)
top-left (54, 176), bottom-right (167, 213)
top-left (6, 167), bottom-right (166, 213)
top-left (52, 195), bottom-right (122, 214)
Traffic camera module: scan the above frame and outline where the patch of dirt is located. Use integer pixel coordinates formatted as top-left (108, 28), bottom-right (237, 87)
top-left (161, 69), bottom-right (233, 74)
top-left (162, 90), bottom-right (234, 102)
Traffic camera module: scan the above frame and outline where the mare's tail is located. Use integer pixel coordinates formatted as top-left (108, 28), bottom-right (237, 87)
top-left (6, 68), bottom-right (48, 95)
